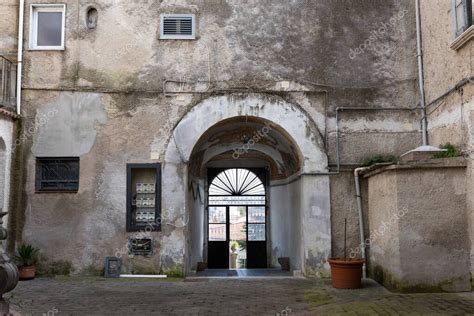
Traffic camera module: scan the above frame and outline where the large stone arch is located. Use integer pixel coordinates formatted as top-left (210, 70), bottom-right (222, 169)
top-left (166, 93), bottom-right (328, 173)
top-left (161, 93), bottom-right (331, 276)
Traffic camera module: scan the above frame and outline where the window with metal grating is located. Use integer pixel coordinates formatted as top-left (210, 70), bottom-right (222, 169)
top-left (35, 157), bottom-right (80, 192)
top-left (160, 14), bottom-right (196, 39)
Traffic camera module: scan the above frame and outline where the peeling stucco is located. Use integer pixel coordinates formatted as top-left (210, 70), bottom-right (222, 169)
top-left (32, 92), bottom-right (107, 157)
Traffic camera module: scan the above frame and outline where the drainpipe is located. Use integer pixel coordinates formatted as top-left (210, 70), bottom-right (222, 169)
top-left (399, 1), bottom-right (444, 157)
top-left (354, 163), bottom-right (394, 278)
top-left (416, 0), bottom-right (428, 146)
top-left (16, 0), bottom-right (24, 115)
top-left (354, 166), bottom-right (369, 278)
top-left (297, 107), bottom-right (416, 177)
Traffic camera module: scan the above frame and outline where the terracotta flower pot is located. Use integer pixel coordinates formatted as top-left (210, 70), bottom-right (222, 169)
top-left (18, 265), bottom-right (36, 280)
top-left (328, 258), bottom-right (364, 289)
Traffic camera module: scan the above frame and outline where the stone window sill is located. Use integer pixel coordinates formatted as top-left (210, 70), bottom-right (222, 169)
top-left (450, 25), bottom-right (474, 51)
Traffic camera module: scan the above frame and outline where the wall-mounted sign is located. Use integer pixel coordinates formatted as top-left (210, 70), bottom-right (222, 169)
top-left (104, 257), bottom-right (121, 278)
top-left (129, 237), bottom-right (153, 256)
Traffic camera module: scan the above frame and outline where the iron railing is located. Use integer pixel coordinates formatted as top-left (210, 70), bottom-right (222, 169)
top-left (0, 56), bottom-right (16, 110)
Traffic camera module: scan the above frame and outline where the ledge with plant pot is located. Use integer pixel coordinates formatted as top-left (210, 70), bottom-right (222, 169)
top-left (14, 244), bottom-right (40, 280)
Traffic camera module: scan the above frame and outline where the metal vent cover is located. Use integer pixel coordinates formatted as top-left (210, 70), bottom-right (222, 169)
top-left (160, 14), bottom-right (196, 39)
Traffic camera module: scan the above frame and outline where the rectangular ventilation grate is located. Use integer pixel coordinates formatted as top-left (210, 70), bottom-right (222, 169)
top-left (161, 14), bottom-right (195, 39)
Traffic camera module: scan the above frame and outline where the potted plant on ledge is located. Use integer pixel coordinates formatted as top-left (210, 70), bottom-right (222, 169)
top-left (327, 219), bottom-right (365, 289)
top-left (14, 244), bottom-right (40, 280)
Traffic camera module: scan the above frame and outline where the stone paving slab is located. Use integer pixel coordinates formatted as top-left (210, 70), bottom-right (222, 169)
top-left (4, 277), bottom-right (474, 315)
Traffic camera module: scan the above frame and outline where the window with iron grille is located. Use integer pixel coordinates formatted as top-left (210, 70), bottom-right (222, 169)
top-left (452, 0), bottom-right (473, 37)
top-left (36, 158), bottom-right (79, 192)
top-left (160, 14), bottom-right (196, 39)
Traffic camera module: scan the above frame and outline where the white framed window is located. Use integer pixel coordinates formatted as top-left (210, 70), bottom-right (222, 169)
top-left (160, 14), bottom-right (196, 40)
top-left (29, 4), bottom-right (66, 50)
top-left (452, 0), bottom-right (473, 37)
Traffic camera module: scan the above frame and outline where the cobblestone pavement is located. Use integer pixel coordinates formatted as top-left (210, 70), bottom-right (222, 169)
top-left (4, 277), bottom-right (474, 315)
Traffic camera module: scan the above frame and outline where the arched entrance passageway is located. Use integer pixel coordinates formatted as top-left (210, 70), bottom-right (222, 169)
top-left (162, 94), bottom-right (332, 275)
top-left (188, 116), bottom-right (303, 270)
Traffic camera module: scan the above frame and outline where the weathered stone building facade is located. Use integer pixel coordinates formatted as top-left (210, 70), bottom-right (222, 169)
top-left (419, 0), bottom-right (474, 280)
top-left (0, 0), bottom-right (472, 288)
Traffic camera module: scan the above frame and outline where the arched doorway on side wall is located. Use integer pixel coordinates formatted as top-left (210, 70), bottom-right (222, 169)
top-left (0, 138), bottom-right (6, 212)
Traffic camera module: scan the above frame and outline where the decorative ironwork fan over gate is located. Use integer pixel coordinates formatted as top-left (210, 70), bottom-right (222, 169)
top-left (208, 169), bottom-right (265, 205)
top-left (209, 168), bottom-right (264, 196)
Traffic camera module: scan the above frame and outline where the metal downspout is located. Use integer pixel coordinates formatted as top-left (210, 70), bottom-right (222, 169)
top-left (354, 167), bottom-right (369, 278)
top-left (16, 0), bottom-right (24, 115)
top-left (416, 0), bottom-right (428, 146)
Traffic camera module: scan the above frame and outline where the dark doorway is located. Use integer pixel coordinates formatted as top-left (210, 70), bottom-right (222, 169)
top-left (207, 168), bottom-right (267, 269)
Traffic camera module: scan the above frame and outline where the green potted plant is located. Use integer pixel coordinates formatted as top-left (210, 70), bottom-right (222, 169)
top-left (14, 244), bottom-right (40, 280)
top-left (327, 219), bottom-right (365, 289)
